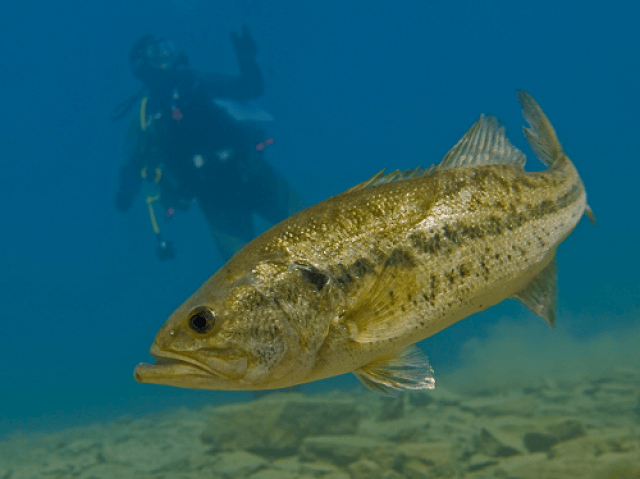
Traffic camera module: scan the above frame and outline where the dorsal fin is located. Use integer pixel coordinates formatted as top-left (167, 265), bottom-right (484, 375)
top-left (344, 165), bottom-right (436, 193)
top-left (439, 114), bottom-right (527, 170)
top-left (345, 114), bottom-right (525, 194)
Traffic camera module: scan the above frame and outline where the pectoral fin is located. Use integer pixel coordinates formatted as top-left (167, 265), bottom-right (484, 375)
top-left (342, 250), bottom-right (417, 343)
top-left (354, 345), bottom-right (435, 396)
top-left (513, 257), bottom-right (557, 327)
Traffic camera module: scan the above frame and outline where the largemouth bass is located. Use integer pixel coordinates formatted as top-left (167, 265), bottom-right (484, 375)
top-left (134, 91), bottom-right (593, 394)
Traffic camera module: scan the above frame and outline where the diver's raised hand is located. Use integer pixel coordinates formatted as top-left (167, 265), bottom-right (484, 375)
top-left (230, 25), bottom-right (258, 60)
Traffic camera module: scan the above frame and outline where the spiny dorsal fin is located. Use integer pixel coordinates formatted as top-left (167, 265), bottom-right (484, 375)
top-left (512, 256), bottom-right (557, 327)
top-left (354, 345), bottom-right (435, 396)
top-left (345, 165), bottom-right (436, 193)
top-left (517, 90), bottom-right (563, 168)
top-left (346, 113), bottom-right (525, 194)
top-left (439, 114), bottom-right (527, 170)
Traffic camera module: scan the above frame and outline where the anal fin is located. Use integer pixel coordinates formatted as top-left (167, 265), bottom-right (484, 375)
top-left (354, 345), bottom-right (435, 396)
top-left (513, 257), bottom-right (557, 327)
top-left (585, 205), bottom-right (596, 225)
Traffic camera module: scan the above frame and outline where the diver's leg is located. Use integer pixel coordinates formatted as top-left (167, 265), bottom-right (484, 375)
top-left (198, 199), bottom-right (254, 263)
top-left (248, 155), bottom-right (305, 224)
top-left (209, 227), bottom-right (249, 263)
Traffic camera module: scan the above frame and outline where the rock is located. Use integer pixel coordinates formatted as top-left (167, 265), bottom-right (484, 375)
top-left (589, 457), bottom-right (640, 479)
top-left (597, 365), bottom-right (640, 385)
top-left (551, 429), bottom-right (639, 458)
top-left (494, 452), bottom-right (548, 476)
top-left (248, 469), bottom-right (300, 479)
top-left (586, 366), bottom-right (640, 416)
top-left (381, 471), bottom-right (404, 479)
top-left (472, 417), bottom-right (529, 455)
top-left (523, 432), bottom-right (557, 453)
top-left (402, 458), bottom-right (432, 479)
top-left (64, 439), bottom-right (100, 455)
top-left (300, 435), bottom-right (395, 467)
top-left (377, 396), bottom-right (404, 421)
top-left (348, 458), bottom-right (383, 479)
top-left (466, 454), bottom-right (499, 472)
top-left (473, 428), bottom-right (520, 457)
top-left (76, 463), bottom-right (158, 479)
top-left (324, 473), bottom-right (352, 479)
top-left (394, 442), bottom-right (451, 468)
top-left (546, 419), bottom-right (585, 442)
top-left (207, 451), bottom-right (268, 478)
top-left (539, 388), bottom-right (572, 403)
top-left (596, 383), bottom-right (638, 398)
top-left (100, 432), bottom-right (206, 474)
top-left (200, 394), bottom-right (361, 453)
top-left (359, 415), bottom-right (431, 442)
top-left (459, 390), bottom-right (539, 417)
top-left (270, 456), bottom-right (301, 473)
top-left (520, 419), bottom-right (586, 454)
top-left (505, 448), bottom-right (640, 479)
top-left (323, 473), bottom-right (351, 479)
top-left (298, 461), bottom-right (344, 476)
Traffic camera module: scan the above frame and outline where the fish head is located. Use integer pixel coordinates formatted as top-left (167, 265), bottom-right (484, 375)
top-left (134, 259), bottom-right (310, 390)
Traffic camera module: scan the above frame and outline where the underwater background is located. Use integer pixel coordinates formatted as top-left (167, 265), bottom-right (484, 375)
top-left (1, 0), bottom-right (639, 463)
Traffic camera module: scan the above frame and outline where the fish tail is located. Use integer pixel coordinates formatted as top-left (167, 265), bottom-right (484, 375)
top-left (516, 90), bottom-right (595, 224)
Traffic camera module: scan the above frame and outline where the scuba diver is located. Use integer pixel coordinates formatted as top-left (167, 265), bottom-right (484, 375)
top-left (113, 27), bottom-right (304, 262)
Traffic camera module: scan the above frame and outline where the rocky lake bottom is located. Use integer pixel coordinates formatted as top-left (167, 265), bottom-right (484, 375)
top-left (1, 364), bottom-right (639, 479)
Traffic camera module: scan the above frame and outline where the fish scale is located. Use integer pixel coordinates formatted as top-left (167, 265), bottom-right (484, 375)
top-left (135, 91), bottom-right (591, 395)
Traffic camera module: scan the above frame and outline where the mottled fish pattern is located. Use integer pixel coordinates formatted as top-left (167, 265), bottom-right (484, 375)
top-left (135, 91), bottom-right (592, 394)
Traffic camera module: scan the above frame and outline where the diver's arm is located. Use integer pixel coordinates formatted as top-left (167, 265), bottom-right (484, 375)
top-left (200, 26), bottom-right (264, 100)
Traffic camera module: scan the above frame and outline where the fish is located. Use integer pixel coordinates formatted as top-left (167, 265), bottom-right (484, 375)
top-left (134, 91), bottom-right (594, 395)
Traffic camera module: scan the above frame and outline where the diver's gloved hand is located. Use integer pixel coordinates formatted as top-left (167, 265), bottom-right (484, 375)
top-left (156, 234), bottom-right (176, 261)
top-left (230, 25), bottom-right (258, 61)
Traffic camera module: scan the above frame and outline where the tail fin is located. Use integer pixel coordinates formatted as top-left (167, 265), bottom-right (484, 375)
top-left (516, 90), bottom-right (564, 167)
top-left (516, 90), bottom-right (595, 224)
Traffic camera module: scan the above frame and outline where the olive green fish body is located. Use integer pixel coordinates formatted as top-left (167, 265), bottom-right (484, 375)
top-left (135, 92), bottom-right (592, 394)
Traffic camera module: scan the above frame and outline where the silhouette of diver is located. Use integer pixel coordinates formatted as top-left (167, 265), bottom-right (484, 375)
top-left (113, 27), bottom-right (304, 262)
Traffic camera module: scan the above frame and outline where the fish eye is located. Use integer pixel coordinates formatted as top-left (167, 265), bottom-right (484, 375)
top-left (187, 307), bottom-right (216, 334)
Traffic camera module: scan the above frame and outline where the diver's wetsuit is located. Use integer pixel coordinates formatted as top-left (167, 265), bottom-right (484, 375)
top-left (116, 56), bottom-right (303, 261)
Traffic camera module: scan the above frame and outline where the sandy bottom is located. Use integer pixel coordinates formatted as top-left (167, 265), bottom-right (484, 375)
top-left (1, 364), bottom-right (639, 479)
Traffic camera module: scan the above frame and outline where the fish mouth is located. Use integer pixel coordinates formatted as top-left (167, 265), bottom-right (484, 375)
top-left (134, 344), bottom-right (248, 389)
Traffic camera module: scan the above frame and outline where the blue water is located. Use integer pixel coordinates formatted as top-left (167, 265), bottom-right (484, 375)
top-left (1, 1), bottom-right (638, 437)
